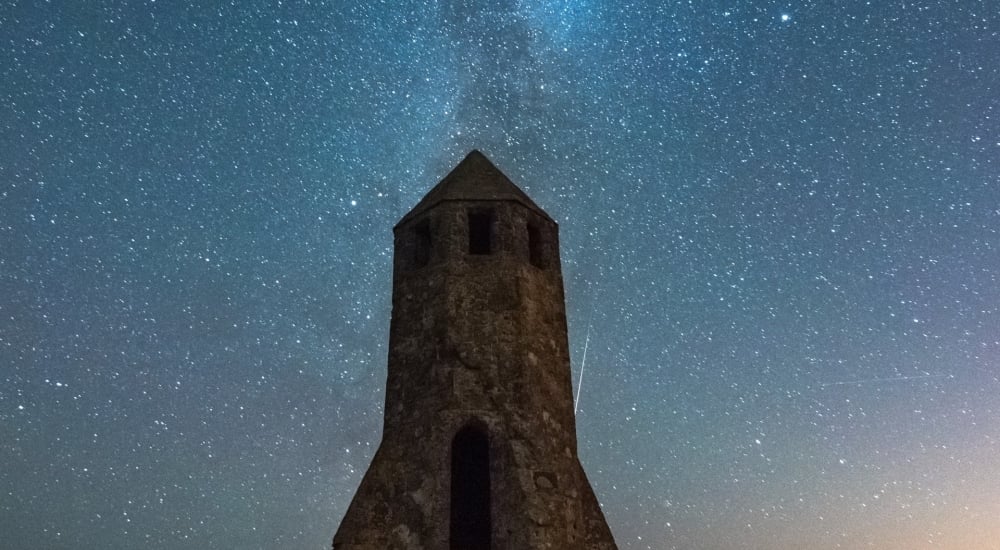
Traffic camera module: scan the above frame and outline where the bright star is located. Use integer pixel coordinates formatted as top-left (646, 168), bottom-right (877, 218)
top-left (781, 13), bottom-right (791, 22)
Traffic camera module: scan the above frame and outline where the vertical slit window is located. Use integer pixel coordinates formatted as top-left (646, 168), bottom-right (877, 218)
top-left (412, 219), bottom-right (431, 268)
top-left (527, 222), bottom-right (544, 268)
top-left (468, 210), bottom-right (493, 255)
top-left (451, 425), bottom-right (491, 550)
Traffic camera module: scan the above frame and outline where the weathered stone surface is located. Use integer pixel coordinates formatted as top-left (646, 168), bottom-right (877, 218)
top-left (332, 150), bottom-right (618, 550)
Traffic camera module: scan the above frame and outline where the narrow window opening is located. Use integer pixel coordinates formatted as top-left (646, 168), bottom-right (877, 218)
top-left (412, 219), bottom-right (431, 268)
top-left (451, 426), bottom-right (491, 550)
top-left (527, 222), bottom-right (545, 269)
top-left (468, 210), bottom-right (493, 255)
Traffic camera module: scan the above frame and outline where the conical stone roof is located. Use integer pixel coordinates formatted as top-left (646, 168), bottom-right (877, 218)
top-left (397, 150), bottom-right (552, 226)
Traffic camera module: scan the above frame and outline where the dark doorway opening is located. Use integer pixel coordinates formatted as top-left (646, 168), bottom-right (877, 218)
top-left (450, 425), bottom-right (491, 549)
top-left (468, 210), bottom-right (493, 255)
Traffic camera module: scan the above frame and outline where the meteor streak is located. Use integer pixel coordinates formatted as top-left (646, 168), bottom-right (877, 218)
top-left (819, 373), bottom-right (953, 387)
top-left (574, 291), bottom-right (598, 414)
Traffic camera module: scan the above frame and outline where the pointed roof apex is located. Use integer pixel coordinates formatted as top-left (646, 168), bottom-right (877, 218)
top-left (398, 150), bottom-right (551, 226)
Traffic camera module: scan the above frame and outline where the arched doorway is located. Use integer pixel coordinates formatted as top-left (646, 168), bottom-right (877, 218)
top-left (450, 425), bottom-right (491, 549)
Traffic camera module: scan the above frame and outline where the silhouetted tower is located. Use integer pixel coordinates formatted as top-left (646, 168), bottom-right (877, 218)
top-left (332, 151), bottom-right (617, 550)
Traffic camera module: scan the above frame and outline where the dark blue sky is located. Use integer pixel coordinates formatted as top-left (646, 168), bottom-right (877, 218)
top-left (2, 1), bottom-right (998, 548)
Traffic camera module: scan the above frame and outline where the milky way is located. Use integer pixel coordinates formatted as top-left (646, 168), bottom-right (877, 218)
top-left (2, 1), bottom-right (998, 549)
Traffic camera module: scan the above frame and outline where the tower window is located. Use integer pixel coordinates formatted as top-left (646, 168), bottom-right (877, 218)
top-left (412, 219), bottom-right (431, 268)
top-left (468, 210), bottom-right (493, 255)
top-left (527, 222), bottom-right (545, 269)
top-left (451, 425), bottom-right (491, 550)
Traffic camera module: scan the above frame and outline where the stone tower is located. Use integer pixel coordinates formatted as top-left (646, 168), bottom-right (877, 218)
top-left (332, 151), bottom-right (617, 550)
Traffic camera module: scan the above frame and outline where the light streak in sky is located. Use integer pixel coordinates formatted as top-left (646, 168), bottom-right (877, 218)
top-left (819, 373), bottom-right (954, 387)
top-left (575, 292), bottom-right (598, 415)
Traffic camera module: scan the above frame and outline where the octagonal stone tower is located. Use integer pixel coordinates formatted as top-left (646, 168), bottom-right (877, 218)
top-left (332, 151), bottom-right (617, 550)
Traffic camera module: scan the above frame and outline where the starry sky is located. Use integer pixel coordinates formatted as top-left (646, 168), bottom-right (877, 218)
top-left (2, 1), bottom-right (998, 549)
